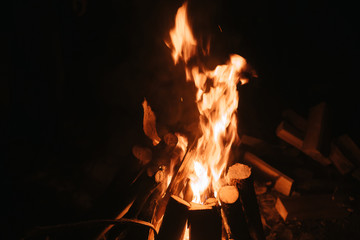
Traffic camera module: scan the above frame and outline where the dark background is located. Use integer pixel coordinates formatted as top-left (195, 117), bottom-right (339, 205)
top-left (2, 0), bottom-right (360, 239)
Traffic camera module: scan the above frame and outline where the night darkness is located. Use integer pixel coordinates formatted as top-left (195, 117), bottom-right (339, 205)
top-left (3, 0), bottom-right (360, 239)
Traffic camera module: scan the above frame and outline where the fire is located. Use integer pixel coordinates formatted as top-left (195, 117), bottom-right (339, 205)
top-left (168, 2), bottom-right (248, 203)
top-left (167, 2), bottom-right (196, 65)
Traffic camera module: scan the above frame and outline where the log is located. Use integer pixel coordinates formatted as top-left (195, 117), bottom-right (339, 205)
top-left (329, 143), bottom-right (355, 175)
top-left (240, 134), bottom-right (275, 156)
top-left (219, 185), bottom-right (251, 240)
top-left (149, 138), bottom-right (198, 240)
top-left (275, 194), bottom-right (348, 221)
top-left (276, 121), bottom-right (304, 150)
top-left (157, 195), bottom-right (190, 240)
top-left (243, 152), bottom-right (293, 196)
top-left (226, 163), bottom-right (265, 240)
top-left (127, 168), bottom-right (166, 218)
top-left (303, 102), bottom-right (332, 165)
top-left (337, 134), bottom-right (360, 166)
top-left (188, 204), bottom-right (222, 240)
top-left (104, 168), bottom-right (165, 240)
top-left (282, 109), bottom-right (307, 132)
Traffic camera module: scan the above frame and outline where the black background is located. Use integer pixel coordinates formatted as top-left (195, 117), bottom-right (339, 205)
top-left (2, 0), bottom-right (360, 239)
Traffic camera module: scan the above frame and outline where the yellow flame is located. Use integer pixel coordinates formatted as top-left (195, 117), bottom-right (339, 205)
top-left (168, 2), bottom-right (248, 203)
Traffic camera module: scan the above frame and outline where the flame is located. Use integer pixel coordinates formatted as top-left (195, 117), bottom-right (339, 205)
top-left (142, 99), bottom-right (161, 146)
top-left (189, 161), bottom-right (211, 203)
top-left (175, 133), bottom-right (189, 159)
top-left (168, 2), bottom-right (248, 203)
top-left (168, 2), bottom-right (196, 64)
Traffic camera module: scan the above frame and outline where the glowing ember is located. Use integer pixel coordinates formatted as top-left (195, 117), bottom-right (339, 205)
top-left (168, 2), bottom-right (248, 203)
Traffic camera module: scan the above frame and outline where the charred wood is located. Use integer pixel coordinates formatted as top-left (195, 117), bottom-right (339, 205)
top-left (188, 204), bottom-right (222, 240)
top-left (157, 195), bottom-right (190, 240)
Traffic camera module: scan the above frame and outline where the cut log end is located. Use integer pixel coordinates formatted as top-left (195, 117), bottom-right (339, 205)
top-left (219, 185), bottom-right (239, 204)
top-left (227, 163), bottom-right (251, 183)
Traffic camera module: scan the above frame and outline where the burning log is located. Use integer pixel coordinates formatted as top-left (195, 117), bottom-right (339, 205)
top-left (226, 163), bottom-right (265, 240)
top-left (157, 195), bottom-right (190, 240)
top-left (275, 194), bottom-right (348, 221)
top-left (303, 102), bottom-right (332, 165)
top-left (243, 152), bottom-right (293, 196)
top-left (219, 185), bottom-right (251, 240)
top-left (188, 204), bottom-right (222, 240)
top-left (149, 139), bottom-right (195, 240)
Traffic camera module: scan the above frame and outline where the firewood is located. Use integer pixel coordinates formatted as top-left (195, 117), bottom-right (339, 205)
top-left (149, 141), bottom-right (195, 240)
top-left (103, 167), bottom-right (165, 240)
top-left (240, 134), bottom-right (265, 147)
top-left (337, 134), bottom-right (360, 166)
top-left (226, 163), bottom-right (265, 240)
top-left (276, 121), bottom-right (304, 150)
top-left (303, 102), bottom-right (332, 165)
top-left (188, 204), bottom-right (222, 240)
top-left (219, 185), bottom-right (251, 240)
top-left (157, 195), bottom-right (190, 240)
top-left (127, 168), bottom-right (166, 218)
top-left (275, 194), bottom-right (348, 221)
top-left (240, 134), bottom-right (276, 156)
top-left (243, 152), bottom-right (293, 196)
top-left (329, 143), bottom-right (355, 175)
top-left (282, 109), bottom-right (307, 132)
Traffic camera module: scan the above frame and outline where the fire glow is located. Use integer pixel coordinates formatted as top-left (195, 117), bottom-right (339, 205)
top-left (168, 2), bottom-right (248, 204)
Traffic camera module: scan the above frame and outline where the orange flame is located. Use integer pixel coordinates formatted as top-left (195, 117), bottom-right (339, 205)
top-left (142, 99), bottom-right (161, 146)
top-left (168, 2), bottom-right (248, 203)
top-left (168, 2), bottom-right (196, 64)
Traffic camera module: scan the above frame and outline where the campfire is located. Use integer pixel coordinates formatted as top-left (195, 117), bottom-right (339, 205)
top-left (20, 1), bottom-right (360, 240)
top-left (101, 2), bottom-right (263, 240)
